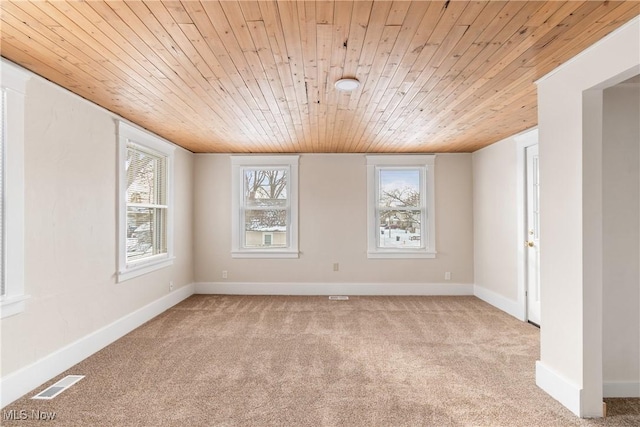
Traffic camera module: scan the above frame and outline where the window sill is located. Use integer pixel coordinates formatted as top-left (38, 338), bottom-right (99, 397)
top-left (367, 250), bottom-right (437, 259)
top-left (118, 256), bottom-right (175, 282)
top-left (232, 250), bottom-right (299, 259)
top-left (1, 294), bottom-right (30, 318)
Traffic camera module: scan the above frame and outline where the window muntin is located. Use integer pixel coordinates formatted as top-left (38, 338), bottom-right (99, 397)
top-left (118, 121), bottom-right (175, 282)
top-left (231, 156), bottom-right (299, 258)
top-left (366, 155), bottom-right (436, 259)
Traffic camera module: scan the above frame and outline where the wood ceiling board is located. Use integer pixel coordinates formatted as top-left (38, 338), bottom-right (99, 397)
top-left (1, 0), bottom-right (637, 153)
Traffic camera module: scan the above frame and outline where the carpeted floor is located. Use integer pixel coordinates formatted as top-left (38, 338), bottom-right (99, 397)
top-left (3, 295), bottom-right (639, 426)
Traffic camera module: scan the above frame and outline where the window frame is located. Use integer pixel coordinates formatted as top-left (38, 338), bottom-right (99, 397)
top-left (118, 121), bottom-right (175, 282)
top-left (366, 155), bottom-right (436, 259)
top-left (1, 59), bottom-right (30, 318)
top-left (230, 155), bottom-right (299, 259)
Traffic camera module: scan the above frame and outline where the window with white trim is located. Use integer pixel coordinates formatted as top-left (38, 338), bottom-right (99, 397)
top-left (231, 156), bottom-right (299, 258)
top-left (1, 59), bottom-right (30, 318)
top-left (118, 122), bottom-right (175, 282)
top-left (366, 155), bottom-right (436, 258)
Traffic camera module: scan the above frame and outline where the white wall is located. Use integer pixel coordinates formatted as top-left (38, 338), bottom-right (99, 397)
top-left (0, 65), bottom-right (195, 404)
top-left (194, 153), bottom-right (474, 292)
top-left (535, 17), bottom-right (640, 417)
top-left (472, 128), bottom-right (538, 321)
top-left (472, 135), bottom-right (519, 313)
top-left (602, 79), bottom-right (640, 395)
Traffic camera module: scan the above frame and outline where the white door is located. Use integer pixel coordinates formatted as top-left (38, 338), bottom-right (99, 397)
top-left (526, 144), bottom-right (541, 325)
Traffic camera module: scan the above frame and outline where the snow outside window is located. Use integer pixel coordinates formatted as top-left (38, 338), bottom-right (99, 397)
top-left (231, 156), bottom-right (299, 258)
top-left (118, 122), bottom-right (175, 282)
top-left (366, 155), bottom-right (436, 259)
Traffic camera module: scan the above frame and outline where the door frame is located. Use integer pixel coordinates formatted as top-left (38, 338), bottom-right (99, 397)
top-left (515, 127), bottom-right (539, 323)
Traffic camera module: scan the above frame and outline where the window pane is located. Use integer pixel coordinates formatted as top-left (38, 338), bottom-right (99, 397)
top-left (244, 169), bottom-right (287, 208)
top-left (126, 146), bottom-right (166, 205)
top-left (379, 169), bottom-right (420, 208)
top-left (378, 210), bottom-right (422, 248)
top-left (244, 209), bottom-right (287, 248)
top-left (127, 207), bottom-right (166, 261)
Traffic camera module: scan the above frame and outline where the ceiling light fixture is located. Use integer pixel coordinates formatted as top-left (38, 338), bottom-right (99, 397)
top-left (335, 78), bottom-right (360, 91)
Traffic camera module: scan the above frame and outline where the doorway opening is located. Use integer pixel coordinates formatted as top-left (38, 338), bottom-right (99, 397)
top-left (601, 74), bottom-right (640, 403)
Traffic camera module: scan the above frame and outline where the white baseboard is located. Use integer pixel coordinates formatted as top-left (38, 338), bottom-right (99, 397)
top-left (473, 284), bottom-right (525, 320)
top-left (0, 284), bottom-right (195, 408)
top-left (536, 360), bottom-right (582, 417)
top-left (604, 381), bottom-right (640, 398)
top-left (194, 281), bottom-right (474, 296)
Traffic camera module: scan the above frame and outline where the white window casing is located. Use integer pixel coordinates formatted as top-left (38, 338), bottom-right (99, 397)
top-left (118, 121), bottom-right (175, 282)
top-left (366, 155), bottom-right (436, 259)
top-left (231, 155), bottom-right (299, 259)
top-left (1, 59), bottom-right (30, 318)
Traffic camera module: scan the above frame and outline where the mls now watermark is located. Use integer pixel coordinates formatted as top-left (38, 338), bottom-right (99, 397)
top-left (3, 409), bottom-right (57, 421)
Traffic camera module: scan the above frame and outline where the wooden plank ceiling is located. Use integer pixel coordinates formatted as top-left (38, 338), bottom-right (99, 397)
top-left (1, 1), bottom-right (638, 153)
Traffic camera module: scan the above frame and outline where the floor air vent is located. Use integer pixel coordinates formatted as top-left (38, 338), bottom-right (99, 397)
top-left (328, 296), bottom-right (349, 300)
top-left (32, 375), bottom-right (85, 400)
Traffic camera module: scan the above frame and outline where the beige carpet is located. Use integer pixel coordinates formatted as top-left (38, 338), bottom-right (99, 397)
top-left (3, 295), bottom-right (639, 426)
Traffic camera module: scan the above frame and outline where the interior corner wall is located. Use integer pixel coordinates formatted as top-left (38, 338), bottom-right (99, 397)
top-left (0, 68), bottom-right (195, 395)
top-left (193, 153), bottom-right (474, 290)
top-left (602, 81), bottom-right (640, 396)
top-left (535, 17), bottom-right (640, 417)
top-left (471, 133), bottom-right (520, 316)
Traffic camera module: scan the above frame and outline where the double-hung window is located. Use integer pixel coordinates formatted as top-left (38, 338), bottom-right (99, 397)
top-left (1, 59), bottom-right (29, 318)
top-left (118, 122), bottom-right (175, 281)
top-left (366, 155), bottom-right (436, 258)
top-left (231, 156), bottom-right (299, 258)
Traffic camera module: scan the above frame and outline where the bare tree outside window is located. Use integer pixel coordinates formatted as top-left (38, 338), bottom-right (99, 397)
top-left (243, 168), bottom-right (288, 247)
top-left (244, 169), bottom-right (287, 203)
top-left (366, 155), bottom-right (435, 258)
top-left (231, 156), bottom-right (299, 258)
top-left (378, 169), bottom-right (422, 248)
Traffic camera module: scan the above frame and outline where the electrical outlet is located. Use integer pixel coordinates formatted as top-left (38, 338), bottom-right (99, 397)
top-left (333, 263), bottom-right (339, 272)
top-left (169, 281), bottom-right (174, 291)
top-left (445, 272), bottom-right (451, 281)
top-left (222, 270), bottom-right (228, 279)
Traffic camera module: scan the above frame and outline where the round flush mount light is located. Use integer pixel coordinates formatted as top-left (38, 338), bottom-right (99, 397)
top-left (335, 78), bottom-right (360, 91)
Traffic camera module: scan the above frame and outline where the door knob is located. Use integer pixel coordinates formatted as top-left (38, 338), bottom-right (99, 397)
top-left (526, 241), bottom-right (535, 247)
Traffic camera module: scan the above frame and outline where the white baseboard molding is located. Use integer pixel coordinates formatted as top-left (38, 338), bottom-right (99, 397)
top-left (0, 284), bottom-right (195, 408)
top-left (195, 281), bottom-right (474, 296)
top-left (473, 284), bottom-right (525, 321)
top-left (536, 360), bottom-right (582, 417)
top-left (604, 381), bottom-right (640, 398)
